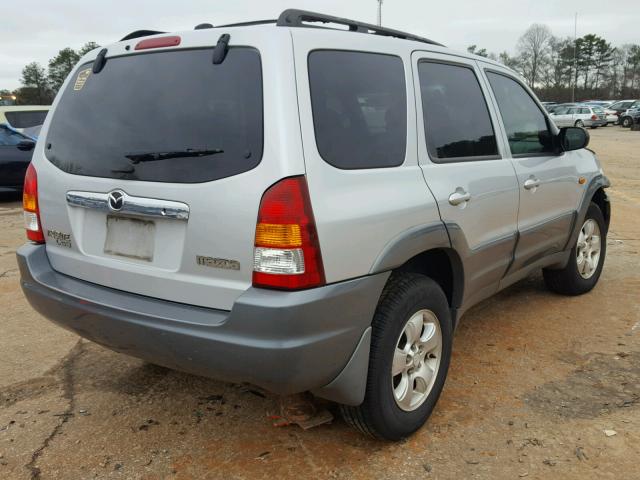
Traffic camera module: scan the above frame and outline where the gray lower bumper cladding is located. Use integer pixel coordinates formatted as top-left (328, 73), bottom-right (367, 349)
top-left (17, 244), bottom-right (388, 405)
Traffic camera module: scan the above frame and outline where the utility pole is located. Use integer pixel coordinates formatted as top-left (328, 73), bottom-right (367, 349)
top-left (572, 12), bottom-right (577, 103)
top-left (377, 0), bottom-right (383, 27)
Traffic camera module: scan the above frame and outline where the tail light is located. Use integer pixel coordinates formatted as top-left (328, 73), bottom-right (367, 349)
top-left (252, 176), bottom-right (325, 290)
top-left (591, 114), bottom-right (598, 121)
top-left (23, 163), bottom-right (45, 243)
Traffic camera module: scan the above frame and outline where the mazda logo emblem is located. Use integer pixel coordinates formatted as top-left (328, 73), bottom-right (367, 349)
top-left (108, 190), bottom-right (125, 211)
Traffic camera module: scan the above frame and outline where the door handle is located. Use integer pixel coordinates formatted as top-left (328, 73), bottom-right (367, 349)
top-left (524, 177), bottom-right (541, 190)
top-left (448, 189), bottom-right (471, 206)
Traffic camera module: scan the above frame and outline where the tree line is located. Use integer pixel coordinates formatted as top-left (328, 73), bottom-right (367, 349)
top-left (1, 42), bottom-right (99, 105)
top-left (468, 24), bottom-right (640, 102)
top-left (4, 23), bottom-right (640, 105)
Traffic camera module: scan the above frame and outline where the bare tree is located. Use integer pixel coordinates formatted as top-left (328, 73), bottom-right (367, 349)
top-left (516, 24), bottom-right (552, 88)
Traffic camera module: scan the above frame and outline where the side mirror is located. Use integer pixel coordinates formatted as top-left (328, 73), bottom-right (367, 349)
top-left (16, 140), bottom-right (36, 151)
top-left (558, 127), bottom-right (589, 152)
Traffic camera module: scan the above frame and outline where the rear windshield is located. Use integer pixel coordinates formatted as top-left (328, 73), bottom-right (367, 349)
top-left (46, 47), bottom-right (263, 183)
top-left (5, 110), bottom-right (48, 128)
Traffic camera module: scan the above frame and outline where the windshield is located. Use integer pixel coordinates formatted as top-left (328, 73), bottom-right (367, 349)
top-left (45, 47), bottom-right (263, 183)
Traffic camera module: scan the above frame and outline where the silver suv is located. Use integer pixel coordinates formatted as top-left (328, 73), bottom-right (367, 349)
top-left (18, 10), bottom-right (610, 440)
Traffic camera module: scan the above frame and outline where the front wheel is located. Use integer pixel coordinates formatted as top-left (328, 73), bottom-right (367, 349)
top-left (543, 202), bottom-right (606, 295)
top-left (621, 117), bottom-right (632, 128)
top-left (340, 274), bottom-right (452, 440)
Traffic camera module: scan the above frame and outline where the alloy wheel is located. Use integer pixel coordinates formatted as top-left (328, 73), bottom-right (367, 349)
top-left (391, 309), bottom-right (442, 412)
top-left (576, 218), bottom-right (601, 279)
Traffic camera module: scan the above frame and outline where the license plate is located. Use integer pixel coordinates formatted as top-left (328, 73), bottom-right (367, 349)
top-left (104, 216), bottom-right (155, 261)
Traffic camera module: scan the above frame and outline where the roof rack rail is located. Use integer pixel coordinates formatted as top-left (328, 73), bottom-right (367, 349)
top-left (276, 9), bottom-right (444, 47)
top-left (216, 19), bottom-right (277, 28)
top-left (120, 30), bottom-right (165, 41)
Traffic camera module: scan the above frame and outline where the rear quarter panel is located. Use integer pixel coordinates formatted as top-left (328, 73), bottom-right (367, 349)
top-left (291, 30), bottom-right (442, 283)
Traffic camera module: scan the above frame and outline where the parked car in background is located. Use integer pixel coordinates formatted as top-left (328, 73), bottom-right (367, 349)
top-left (0, 124), bottom-right (35, 193)
top-left (620, 106), bottom-right (640, 128)
top-left (605, 100), bottom-right (638, 124)
top-left (550, 105), bottom-right (607, 128)
top-left (0, 106), bottom-right (50, 132)
top-left (603, 109), bottom-right (619, 125)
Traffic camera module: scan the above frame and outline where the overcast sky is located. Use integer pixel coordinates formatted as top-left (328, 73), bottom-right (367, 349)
top-left (2, 0), bottom-right (638, 90)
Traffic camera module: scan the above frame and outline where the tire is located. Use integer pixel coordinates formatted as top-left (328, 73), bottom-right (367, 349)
top-left (621, 117), bottom-right (632, 128)
top-left (543, 202), bottom-right (606, 296)
top-left (575, 120), bottom-right (584, 128)
top-left (340, 273), bottom-right (452, 440)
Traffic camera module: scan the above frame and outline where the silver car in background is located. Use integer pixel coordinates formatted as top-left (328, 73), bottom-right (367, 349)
top-left (550, 105), bottom-right (608, 128)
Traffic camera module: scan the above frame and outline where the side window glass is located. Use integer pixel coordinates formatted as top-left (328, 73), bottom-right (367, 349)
top-left (486, 72), bottom-right (554, 156)
top-left (418, 61), bottom-right (498, 161)
top-left (308, 50), bottom-right (407, 169)
top-left (580, 108), bottom-right (590, 114)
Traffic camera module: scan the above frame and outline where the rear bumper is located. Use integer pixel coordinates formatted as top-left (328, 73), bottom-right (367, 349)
top-left (584, 119), bottom-right (607, 127)
top-left (18, 244), bottom-right (388, 404)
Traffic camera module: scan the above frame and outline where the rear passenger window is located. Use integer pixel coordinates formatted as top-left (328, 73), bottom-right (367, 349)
top-left (486, 72), bottom-right (554, 156)
top-left (418, 61), bottom-right (498, 161)
top-left (308, 51), bottom-right (407, 169)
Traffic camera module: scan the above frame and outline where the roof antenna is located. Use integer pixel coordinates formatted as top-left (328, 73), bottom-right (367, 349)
top-left (212, 34), bottom-right (230, 64)
top-left (92, 48), bottom-right (108, 73)
top-left (195, 23), bottom-right (213, 30)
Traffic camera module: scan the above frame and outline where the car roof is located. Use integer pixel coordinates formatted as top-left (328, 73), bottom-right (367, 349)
top-left (109, 9), bottom-right (518, 78)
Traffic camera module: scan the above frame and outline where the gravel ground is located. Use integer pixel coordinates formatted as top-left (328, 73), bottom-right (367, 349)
top-left (0, 127), bottom-right (638, 479)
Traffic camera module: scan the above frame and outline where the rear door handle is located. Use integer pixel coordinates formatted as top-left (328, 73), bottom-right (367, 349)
top-left (448, 189), bottom-right (471, 206)
top-left (524, 177), bottom-right (541, 190)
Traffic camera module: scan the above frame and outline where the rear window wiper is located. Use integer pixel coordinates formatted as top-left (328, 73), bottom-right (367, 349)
top-left (125, 148), bottom-right (224, 164)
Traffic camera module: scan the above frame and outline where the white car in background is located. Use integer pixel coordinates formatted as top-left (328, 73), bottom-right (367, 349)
top-left (550, 105), bottom-right (608, 128)
top-left (0, 106), bottom-right (50, 133)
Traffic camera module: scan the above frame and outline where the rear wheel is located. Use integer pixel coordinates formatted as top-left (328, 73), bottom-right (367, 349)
top-left (575, 120), bottom-right (584, 128)
top-left (543, 202), bottom-right (606, 295)
top-left (340, 274), bottom-right (452, 440)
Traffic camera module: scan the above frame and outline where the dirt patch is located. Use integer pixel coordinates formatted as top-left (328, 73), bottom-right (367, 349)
top-left (525, 351), bottom-right (640, 418)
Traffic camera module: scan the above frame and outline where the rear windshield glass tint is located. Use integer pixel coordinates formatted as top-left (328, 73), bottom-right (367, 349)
top-left (5, 110), bottom-right (48, 128)
top-left (308, 51), bottom-right (407, 169)
top-left (46, 48), bottom-right (263, 183)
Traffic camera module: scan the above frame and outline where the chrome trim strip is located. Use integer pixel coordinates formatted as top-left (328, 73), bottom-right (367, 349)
top-left (66, 191), bottom-right (189, 220)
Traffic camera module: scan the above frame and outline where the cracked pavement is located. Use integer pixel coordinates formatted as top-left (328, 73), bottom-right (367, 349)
top-left (0, 128), bottom-right (639, 479)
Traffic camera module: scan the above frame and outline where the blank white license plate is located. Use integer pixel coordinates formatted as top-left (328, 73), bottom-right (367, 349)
top-left (104, 216), bottom-right (155, 261)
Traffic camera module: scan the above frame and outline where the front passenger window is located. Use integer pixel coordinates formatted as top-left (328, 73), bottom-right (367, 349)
top-left (486, 72), bottom-right (554, 156)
